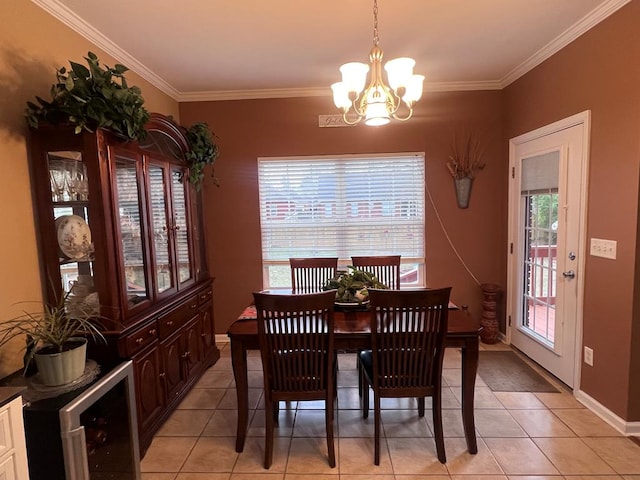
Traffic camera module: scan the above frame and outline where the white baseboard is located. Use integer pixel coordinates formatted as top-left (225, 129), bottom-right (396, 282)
top-left (215, 334), bottom-right (229, 345)
top-left (575, 388), bottom-right (640, 436)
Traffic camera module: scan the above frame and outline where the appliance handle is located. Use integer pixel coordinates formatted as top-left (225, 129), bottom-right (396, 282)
top-left (61, 425), bottom-right (90, 480)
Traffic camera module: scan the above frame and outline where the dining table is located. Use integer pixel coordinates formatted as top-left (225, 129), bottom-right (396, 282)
top-left (227, 301), bottom-right (482, 454)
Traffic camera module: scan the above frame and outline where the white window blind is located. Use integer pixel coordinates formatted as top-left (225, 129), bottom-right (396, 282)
top-left (521, 151), bottom-right (559, 193)
top-left (258, 153), bottom-right (425, 269)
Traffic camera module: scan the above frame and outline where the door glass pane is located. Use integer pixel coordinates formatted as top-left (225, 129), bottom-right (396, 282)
top-left (171, 169), bottom-right (192, 284)
top-left (148, 164), bottom-right (173, 294)
top-left (520, 152), bottom-right (559, 346)
top-left (114, 157), bottom-right (148, 307)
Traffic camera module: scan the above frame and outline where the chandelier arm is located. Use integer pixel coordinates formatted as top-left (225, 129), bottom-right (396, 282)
top-left (391, 106), bottom-right (415, 122)
top-left (341, 111), bottom-right (362, 126)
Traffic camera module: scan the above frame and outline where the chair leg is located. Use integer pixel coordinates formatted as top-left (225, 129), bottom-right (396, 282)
top-left (361, 374), bottom-right (370, 419)
top-left (432, 391), bottom-right (446, 464)
top-left (373, 395), bottom-right (381, 465)
top-left (325, 392), bottom-right (336, 468)
top-left (264, 398), bottom-right (274, 469)
top-left (273, 401), bottom-right (280, 426)
top-left (357, 351), bottom-right (363, 397)
top-left (418, 397), bottom-right (425, 417)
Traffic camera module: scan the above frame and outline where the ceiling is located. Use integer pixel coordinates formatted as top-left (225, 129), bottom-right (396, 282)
top-left (36, 0), bottom-right (628, 102)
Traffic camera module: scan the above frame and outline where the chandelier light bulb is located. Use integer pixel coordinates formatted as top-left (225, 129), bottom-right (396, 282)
top-left (384, 57), bottom-right (416, 91)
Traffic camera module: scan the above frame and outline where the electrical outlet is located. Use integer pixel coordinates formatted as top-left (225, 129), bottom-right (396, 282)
top-left (584, 346), bottom-right (594, 366)
top-left (590, 238), bottom-right (617, 259)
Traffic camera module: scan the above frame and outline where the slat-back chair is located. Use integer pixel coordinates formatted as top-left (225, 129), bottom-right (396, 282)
top-left (254, 290), bottom-right (337, 469)
top-left (359, 287), bottom-right (452, 465)
top-left (290, 257), bottom-right (339, 293)
top-left (351, 255), bottom-right (401, 289)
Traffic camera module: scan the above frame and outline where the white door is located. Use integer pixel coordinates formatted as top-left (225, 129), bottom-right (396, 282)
top-left (507, 112), bottom-right (590, 388)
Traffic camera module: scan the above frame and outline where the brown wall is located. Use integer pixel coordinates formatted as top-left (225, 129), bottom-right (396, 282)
top-left (0, 0), bottom-right (179, 377)
top-left (179, 91), bottom-right (507, 340)
top-left (503, 1), bottom-right (640, 420)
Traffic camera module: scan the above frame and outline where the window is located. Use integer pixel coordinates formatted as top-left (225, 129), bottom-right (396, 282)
top-left (258, 153), bottom-right (425, 288)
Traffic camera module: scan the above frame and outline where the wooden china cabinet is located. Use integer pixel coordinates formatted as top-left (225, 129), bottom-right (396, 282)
top-left (27, 113), bottom-right (220, 454)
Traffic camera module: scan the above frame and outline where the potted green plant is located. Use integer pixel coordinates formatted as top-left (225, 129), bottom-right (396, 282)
top-left (25, 51), bottom-right (150, 140)
top-left (185, 122), bottom-right (220, 190)
top-left (0, 291), bottom-right (106, 386)
top-left (323, 266), bottom-right (387, 304)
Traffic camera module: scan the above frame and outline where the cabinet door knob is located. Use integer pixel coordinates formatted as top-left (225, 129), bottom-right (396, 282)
top-left (190, 303), bottom-right (198, 309)
top-left (149, 329), bottom-right (157, 336)
top-left (166, 320), bottom-right (174, 326)
top-left (135, 337), bottom-right (144, 344)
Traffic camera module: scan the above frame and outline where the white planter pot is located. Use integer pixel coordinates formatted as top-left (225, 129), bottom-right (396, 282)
top-left (34, 338), bottom-right (87, 386)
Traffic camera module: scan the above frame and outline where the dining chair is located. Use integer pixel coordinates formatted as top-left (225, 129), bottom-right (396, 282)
top-left (351, 255), bottom-right (401, 289)
top-left (359, 287), bottom-right (452, 465)
top-left (253, 290), bottom-right (337, 469)
top-left (290, 257), bottom-right (339, 293)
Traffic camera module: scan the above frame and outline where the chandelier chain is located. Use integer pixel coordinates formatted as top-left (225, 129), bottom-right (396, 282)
top-left (373, 0), bottom-right (379, 46)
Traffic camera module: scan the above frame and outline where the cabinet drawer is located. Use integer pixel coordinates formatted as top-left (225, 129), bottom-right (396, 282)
top-left (198, 288), bottom-right (213, 306)
top-left (158, 295), bottom-right (199, 339)
top-left (123, 323), bottom-right (158, 357)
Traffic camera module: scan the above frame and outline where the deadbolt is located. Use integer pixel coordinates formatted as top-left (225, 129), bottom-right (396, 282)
top-left (568, 252), bottom-right (576, 260)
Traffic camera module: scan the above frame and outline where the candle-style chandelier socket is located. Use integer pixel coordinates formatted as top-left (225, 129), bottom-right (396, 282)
top-left (332, 0), bottom-right (424, 126)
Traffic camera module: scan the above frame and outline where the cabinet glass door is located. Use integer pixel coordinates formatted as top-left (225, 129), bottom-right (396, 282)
top-left (47, 151), bottom-right (98, 316)
top-left (171, 167), bottom-right (193, 286)
top-left (148, 163), bottom-right (175, 295)
top-left (113, 155), bottom-right (149, 308)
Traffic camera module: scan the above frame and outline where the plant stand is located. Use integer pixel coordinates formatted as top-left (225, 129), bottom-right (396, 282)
top-left (479, 283), bottom-right (500, 344)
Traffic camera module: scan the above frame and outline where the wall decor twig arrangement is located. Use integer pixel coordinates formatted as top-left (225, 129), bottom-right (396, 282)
top-left (446, 131), bottom-right (486, 208)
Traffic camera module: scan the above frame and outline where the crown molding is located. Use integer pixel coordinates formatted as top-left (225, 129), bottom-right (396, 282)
top-left (31, 0), bottom-right (181, 100)
top-left (500, 0), bottom-right (632, 87)
top-left (177, 80), bottom-right (503, 102)
top-left (424, 81), bottom-right (502, 93)
top-left (177, 87), bottom-right (330, 102)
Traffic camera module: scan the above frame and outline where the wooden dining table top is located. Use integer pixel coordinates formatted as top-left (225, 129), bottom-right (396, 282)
top-left (228, 303), bottom-right (481, 339)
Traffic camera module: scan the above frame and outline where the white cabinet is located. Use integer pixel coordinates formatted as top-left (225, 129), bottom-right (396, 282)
top-left (0, 395), bottom-right (29, 480)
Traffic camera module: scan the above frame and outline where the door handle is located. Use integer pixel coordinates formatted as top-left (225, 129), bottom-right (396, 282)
top-left (562, 270), bottom-right (576, 279)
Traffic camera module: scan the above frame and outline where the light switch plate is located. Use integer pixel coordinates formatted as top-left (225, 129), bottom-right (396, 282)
top-left (590, 238), bottom-right (617, 259)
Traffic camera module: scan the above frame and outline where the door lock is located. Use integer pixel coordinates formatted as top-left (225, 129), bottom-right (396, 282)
top-left (568, 252), bottom-right (576, 260)
top-left (562, 270), bottom-right (576, 279)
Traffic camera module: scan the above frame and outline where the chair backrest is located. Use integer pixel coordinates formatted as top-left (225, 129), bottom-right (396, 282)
top-left (253, 290), bottom-right (336, 396)
top-left (368, 287), bottom-right (451, 391)
top-left (351, 255), bottom-right (401, 289)
top-left (290, 257), bottom-right (339, 293)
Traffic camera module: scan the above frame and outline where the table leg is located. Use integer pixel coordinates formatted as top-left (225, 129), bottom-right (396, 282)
top-left (230, 338), bottom-right (249, 452)
top-left (460, 337), bottom-right (479, 454)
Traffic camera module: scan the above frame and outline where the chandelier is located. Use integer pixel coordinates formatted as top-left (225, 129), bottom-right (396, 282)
top-left (331, 0), bottom-right (424, 126)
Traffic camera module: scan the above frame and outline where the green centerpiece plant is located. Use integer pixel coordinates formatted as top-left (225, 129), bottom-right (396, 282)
top-left (323, 266), bottom-right (387, 303)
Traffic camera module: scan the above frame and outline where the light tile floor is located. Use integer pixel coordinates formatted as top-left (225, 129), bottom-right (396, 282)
top-left (141, 341), bottom-right (640, 480)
